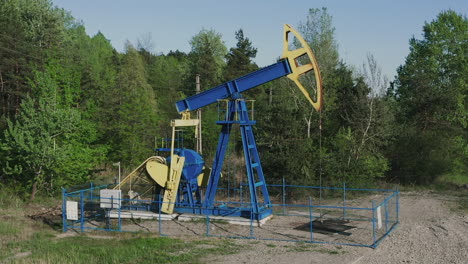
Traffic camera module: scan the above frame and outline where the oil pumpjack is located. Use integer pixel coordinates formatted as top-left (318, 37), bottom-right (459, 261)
top-left (113, 25), bottom-right (323, 220)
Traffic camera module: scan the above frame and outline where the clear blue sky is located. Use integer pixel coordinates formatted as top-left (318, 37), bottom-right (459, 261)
top-left (53, 0), bottom-right (467, 80)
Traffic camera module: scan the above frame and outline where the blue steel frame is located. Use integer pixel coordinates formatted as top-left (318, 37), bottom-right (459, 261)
top-left (172, 59), bottom-right (292, 219)
top-left (199, 98), bottom-right (272, 219)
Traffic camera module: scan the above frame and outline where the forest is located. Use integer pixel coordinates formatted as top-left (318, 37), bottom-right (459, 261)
top-left (0, 0), bottom-right (466, 200)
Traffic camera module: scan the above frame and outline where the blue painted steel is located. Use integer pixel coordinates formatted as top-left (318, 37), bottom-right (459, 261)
top-left (177, 149), bottom-right (204, 181)
top-left (118, 199), bottom-right (122, 231)
top-left (158, 196), bottom-right (162, 235)
top-left (165, 148), bottom-right (205, 210)
top-left (203, 120), bottom-right (233, 208)
top-left (175, 60), bottom-right (292, 112)
top-left (376, 191), bottom-right (398, 208)
top-left (80, 190), bottom-right (85, 232)
top-left (249, 206), bottom-right (254, 238)
top-left (309, 197), bottom-right (314, 242)
top-left (372, 222), bottom-right (399, 248)
top-left (238, 102), bottom-right (271, 215)
top-left (385, 201), bottom-right (389, 232)
top-left (66, 184), bottom-right (110, 195)
top-left (343, 182), bottom-right (346, 219)
top-left (396, 190), bottom-right (400, 223)
top-left (266, 184), bottom-right (395, 193)
top-left (202, 99), bottom-right (271, 219)
top-left (372, 200), bottom-right (376, 247)
top-left (282, 178), bottom-right (286, 215)
top-left (62, 188), bottom-right (67, 233)
top-left (90, 182), bottom-right (93, 201)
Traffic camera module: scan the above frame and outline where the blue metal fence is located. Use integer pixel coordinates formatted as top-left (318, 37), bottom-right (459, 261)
top-left (62, 181), bottom-right (399, 248)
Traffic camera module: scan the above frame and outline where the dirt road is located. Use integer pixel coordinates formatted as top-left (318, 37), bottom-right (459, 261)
top-left (205, 192), bottom-right (468, 264)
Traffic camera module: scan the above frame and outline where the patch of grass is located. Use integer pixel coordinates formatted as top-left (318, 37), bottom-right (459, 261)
top-left (316, 248), bottom-right (342, 255)
top-left (448, 189), bottom-right (468, 214)
top-left (266, 243), bottom-right (276, 248)
top-left (287, 242), bottom-right (316, 252)
top-left (437, 173), bottom-right (468, 186)
top-left (1, 233), bottom-right (243, 263)
top-left (0, 221), bottom-right (20, 236)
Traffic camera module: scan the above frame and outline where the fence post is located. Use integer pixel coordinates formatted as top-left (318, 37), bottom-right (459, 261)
top-left (385, 200), bottom-right (389, 232)
top-left (227, 169), bottom-right (230, 201)
top-left (90, 182), bottom-right (93, 201)
top-left (205, 207), bottom-right (210, 237)
top-left (396, 190), bottom-right (400, 224)
top-left (62, 188), bottom-right (67, 233)
top-left (282, 177), bottom-right (286, 215)
top-left (118, 196), bottom-right (122, 231)
top-left (240, 181), bottom-right (243, 204)
top-left (371, 200), bottom-right (376, 248)
top-left (343, 182), bottom-right (346, 219)
top-left (249, 205), bottom-right (254, 238)
top-left (158, 196), bottom-right (162, 235)
top-left (309, 196), bottom-right (314, 242)
top-left (80, 190), bottom-right (85, 232)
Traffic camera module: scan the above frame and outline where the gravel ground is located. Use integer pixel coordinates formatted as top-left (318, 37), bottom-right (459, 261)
top-left (203, 192), bottom-right (468, 264)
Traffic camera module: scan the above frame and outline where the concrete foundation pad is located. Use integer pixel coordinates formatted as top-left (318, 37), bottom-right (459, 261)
top-left (177, 213), bottom-right (273, 227)
top-left (109, 210), bottom-right (178, 220)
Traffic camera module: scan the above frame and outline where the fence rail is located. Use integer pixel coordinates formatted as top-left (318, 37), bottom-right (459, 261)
top-left (62, 181), bottom-right (399, 248)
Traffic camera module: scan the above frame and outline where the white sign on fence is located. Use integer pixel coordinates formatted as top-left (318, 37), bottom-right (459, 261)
top-left (100, 189), bottom-right (121, 209)
top-left (66, 201), bottom-right (78, 220)
top-left (377, 206), bottom-right (382, 229)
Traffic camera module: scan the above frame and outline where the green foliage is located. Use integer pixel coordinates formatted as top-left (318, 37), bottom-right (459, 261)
top-left (390, 10), bottom-right (468, 184)
top-left (298, 7), bottom-right (339, 78)
top-left (0, 0), bottom-right (72, 125)
top-left (0, 69), bottom-right (106, 198)
top-left (188, 28), bottom-right (228, 90)
top-left (109, 44), bottom-right (159, 166)
top-left (224, 29), bottom-right (258, 81)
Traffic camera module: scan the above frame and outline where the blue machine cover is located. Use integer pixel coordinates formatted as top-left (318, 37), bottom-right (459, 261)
top-left (167, 149), bottom-right (204, 181)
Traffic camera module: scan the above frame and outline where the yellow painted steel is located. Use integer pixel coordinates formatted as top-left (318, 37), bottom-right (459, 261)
top-left (197, 167), bottom-right (211, 187)
top-left (113, 156), bottom-right (166, 190)
top-left (171, 119), bottom-right (199, 127)
top-left (146, 160), bottom-right (168, 187)
top-left (281, 24), bottom-right (323, 111)
top-left (160, 155), bottom-right (185, 214)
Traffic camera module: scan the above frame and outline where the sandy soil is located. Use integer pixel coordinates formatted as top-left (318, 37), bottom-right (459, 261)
top-left (203, 192), bottom-right (468, 264)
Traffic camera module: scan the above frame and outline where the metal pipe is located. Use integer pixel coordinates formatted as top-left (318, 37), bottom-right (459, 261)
top-left (309, 196), bottom-right (314, 242)
top-left (62, 188), bottom-right (67, 233)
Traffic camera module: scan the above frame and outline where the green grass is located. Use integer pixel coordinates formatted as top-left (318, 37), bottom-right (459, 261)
top-left (286, 242), bottom-right (316, 252)
top-left (1, 230), bottom-right (243, 263)
top-left (0, 221), bottom-right (20, 236)
top-left (2, 234), bottom-right (241, 263)
top-left (436, 173), bottom-right (468, 186)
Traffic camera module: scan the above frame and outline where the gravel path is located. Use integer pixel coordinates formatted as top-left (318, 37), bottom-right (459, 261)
top-left (204, 192), bottom-right (468, 264)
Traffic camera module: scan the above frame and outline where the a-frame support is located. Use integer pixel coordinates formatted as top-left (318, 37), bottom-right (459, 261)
top-left (203, 96), bottom-right (271, 219)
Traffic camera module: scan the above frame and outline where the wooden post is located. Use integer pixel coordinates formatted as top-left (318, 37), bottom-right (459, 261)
top-left (196, 74), bottom-right (202, 154)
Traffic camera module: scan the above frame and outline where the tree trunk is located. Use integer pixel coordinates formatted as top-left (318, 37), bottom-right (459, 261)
top-left (30, 181), bottom-right (38, 202)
